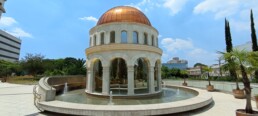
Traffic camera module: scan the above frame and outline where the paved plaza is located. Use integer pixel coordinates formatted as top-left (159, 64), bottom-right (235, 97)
top-left (0, 82), bottom-right (257, 116)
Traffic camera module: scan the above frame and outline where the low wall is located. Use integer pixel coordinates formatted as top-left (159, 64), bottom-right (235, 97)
top-left (38, 75), bottom-right (86, 101)
top-left (164, 80), bottom-right (258, 96)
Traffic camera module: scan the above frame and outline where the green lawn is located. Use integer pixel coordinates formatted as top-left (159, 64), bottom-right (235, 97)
top-left (4, 76), bottom-right (40, 85)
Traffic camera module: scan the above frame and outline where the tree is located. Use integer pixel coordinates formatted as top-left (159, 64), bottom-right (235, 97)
top-left (193, 63), bottom-right (207, 68)
top-left (161, 66), bottom-right (169, 79)
top-left (225, 18), bottom-right (238, 82)
top-left (169, 68), bottom-right (180, 77)
top-left (180, 70), bottom-right (188, 85)
top-left (219, 52), bottom-right (240, 89)
top-left (21, 53), bottom-right (45, 77)
top-left (225, 49), bottom-right (258, 113)
top-left (250, 9), bottom-right (258, 82)
top-left (202, 66), bottom-right (213, 86)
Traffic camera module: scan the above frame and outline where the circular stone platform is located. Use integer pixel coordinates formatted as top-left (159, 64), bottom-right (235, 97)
top-left (38, 85), bottom-right (213, 116)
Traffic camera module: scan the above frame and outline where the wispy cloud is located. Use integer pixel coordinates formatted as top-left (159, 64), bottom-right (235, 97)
top-left (193, 0), bottom-right (240, 19)
top-left (161, 37), bottom-right (193, 53)
top-left (127, 0), bottom-right (161, 12)
top-left (79, 16), bottom-right (98, 22)
top-left (161, 37), bottom-right (217, 66)
top-left (0, 17), bottom-right (17, 27)
top-left (163, 0), bottom-right (188, 15)
top-left (194, 0), bottom-right (258, 19)
top-left (0, 16), bottom-right (33, 38)
top-left (7, 28), bottom-right (33, 38)
top-left (193, 0), bottom-right (258, 31)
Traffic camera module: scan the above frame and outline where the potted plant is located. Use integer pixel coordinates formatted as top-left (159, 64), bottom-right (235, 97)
top-left (219, 52), bottom-right (245, 99)
top-left (224, 49), bottom-right (258, 115)
top-left (255, 95), bottom-right (258, 109)
top-left (180, 70), bottom-right (188, 86)
top-left (203, 66), bottom-right (214, 91)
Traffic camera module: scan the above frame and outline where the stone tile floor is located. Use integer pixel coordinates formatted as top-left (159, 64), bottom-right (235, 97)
top-left (0, 82), bottom-right (257, 116)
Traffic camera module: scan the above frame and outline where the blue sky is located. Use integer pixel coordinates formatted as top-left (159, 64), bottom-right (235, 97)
top-left (1, 0), bottom-right (257, 67)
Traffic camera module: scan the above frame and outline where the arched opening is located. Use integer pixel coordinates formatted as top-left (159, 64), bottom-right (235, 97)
top-left (110, 58), bottom-right (128, 95)
top-left (133, 31), bottom-right (138, 44)
top-left (154, 60), bottom-right (160, 91)
top-left (93, 59), bottom-right (103, 93)
top-left (121, 31), bottom-right (127, 43)
top-left (100, 32), bottom-right (104, 45)
top-left (93, 35), bottom-right (97, 46)
top-left (144, 33), bottom-right (148, 45)
top-left (134, 58), bottom-right (149, 94)
top-left (110, 31), bottom-right (115, 43)
top-left (156, 37), bottom-right (158, 47)
top-left (152, 35), bottom-right (154, 46)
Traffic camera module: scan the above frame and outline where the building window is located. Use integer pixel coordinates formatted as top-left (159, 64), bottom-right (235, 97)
top-left (152, 35), bottom-right (154, 46)
top-left (133, 31), bottom-right (138, 44)
top-left (110, 31), bottom-right (115, 43)
top-left (144, 33), bottom-right (148, 45)
top-left (101, 32), bottom-right (104, 45)
top-left (90, 37), bottom-right (92, 47)
top-left (156, 37), bottom-right (158, 47)
top-left (93, 35), bottom-right (97, 46)
top-left (121, 31), bottom-right (127, 43)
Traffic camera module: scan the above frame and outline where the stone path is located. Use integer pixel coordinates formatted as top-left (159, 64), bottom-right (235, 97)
top-left (0, 82), bottom-right (40, 116)
top-left (0, 82), bottom-right (257, 116)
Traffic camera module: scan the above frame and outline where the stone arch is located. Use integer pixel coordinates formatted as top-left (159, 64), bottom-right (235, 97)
top-left (154, 59), bottom-right (161, 91)
top-left (107, 53), bottom-right (130, 66)
top-left (92, 59), bottom-right (103, 93)
top-left (133, 57), bottom-right (151, 94)
top-left (89, 55), bottom-right (107, 67)
top-left (109, 57), bottom-right (128, 95)
top-left (130, 54), bottom-right (149, 66)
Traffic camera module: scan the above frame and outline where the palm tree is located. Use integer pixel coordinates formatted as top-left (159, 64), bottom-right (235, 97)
top-left (180, 70), bottom-right (188, 86)
top-left (219, 55), bottom-right (240, 90)
top-left (224, 49), bottom-right (258, 114)
top-left (202, 66), bottom-right (213, 86)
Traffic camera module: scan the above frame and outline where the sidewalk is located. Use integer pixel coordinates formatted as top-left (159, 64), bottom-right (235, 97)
top-left (0, 82), bottom-right (40, 116)
top-left (0, 82), bottom-right (257, 116)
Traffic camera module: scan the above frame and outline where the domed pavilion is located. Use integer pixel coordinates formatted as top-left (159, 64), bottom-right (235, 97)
top-left (85, 6), bottom-right (163, 97)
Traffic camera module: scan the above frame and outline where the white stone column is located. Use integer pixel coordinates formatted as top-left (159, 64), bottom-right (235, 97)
top-left (156, 37), bottom-right (159, 47)
top-left (96, 33), bottom-right (100, 45)
top-left (89, 36), bottom-right (92, 47)
top-left (102, 67), bottom-right (110, 95)
top-left (106, 31), bottom-right (110, 44)
top-left (139, 31), bottom-right (144, 44)
top-left (158, 64), bottom-right (162, 91)
top-left (116, 30), bottom-right (121, 43)
top-left (87, 68), bottom-right (93, 93)
top-left (149, 66), bottom-right (155, 93)
top-left (127, 66), bottom-right (134, 95)
top-left (128, 31), bottom-right (133, 44)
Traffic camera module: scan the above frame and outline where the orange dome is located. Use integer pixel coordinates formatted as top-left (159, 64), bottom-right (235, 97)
top-left (97, 6), bottom-right (151, 26)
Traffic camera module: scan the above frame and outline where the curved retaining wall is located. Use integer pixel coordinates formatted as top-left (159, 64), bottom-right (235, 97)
top-left (38, 86), bottom-right (213, 116)
top-left (38, 75), bottom-right (86, 101)
top-left (164, 80), bottom-right (258, 96)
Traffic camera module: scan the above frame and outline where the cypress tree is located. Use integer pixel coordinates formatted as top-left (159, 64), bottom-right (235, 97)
top-left (251, 9), bottom-right (258, 51)
top-left (225, 18), bottom-right (237, 82)
top-left (225, 19), bottom-right (233, 52)
top-left (250, 9), bottom-right (258, 82)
